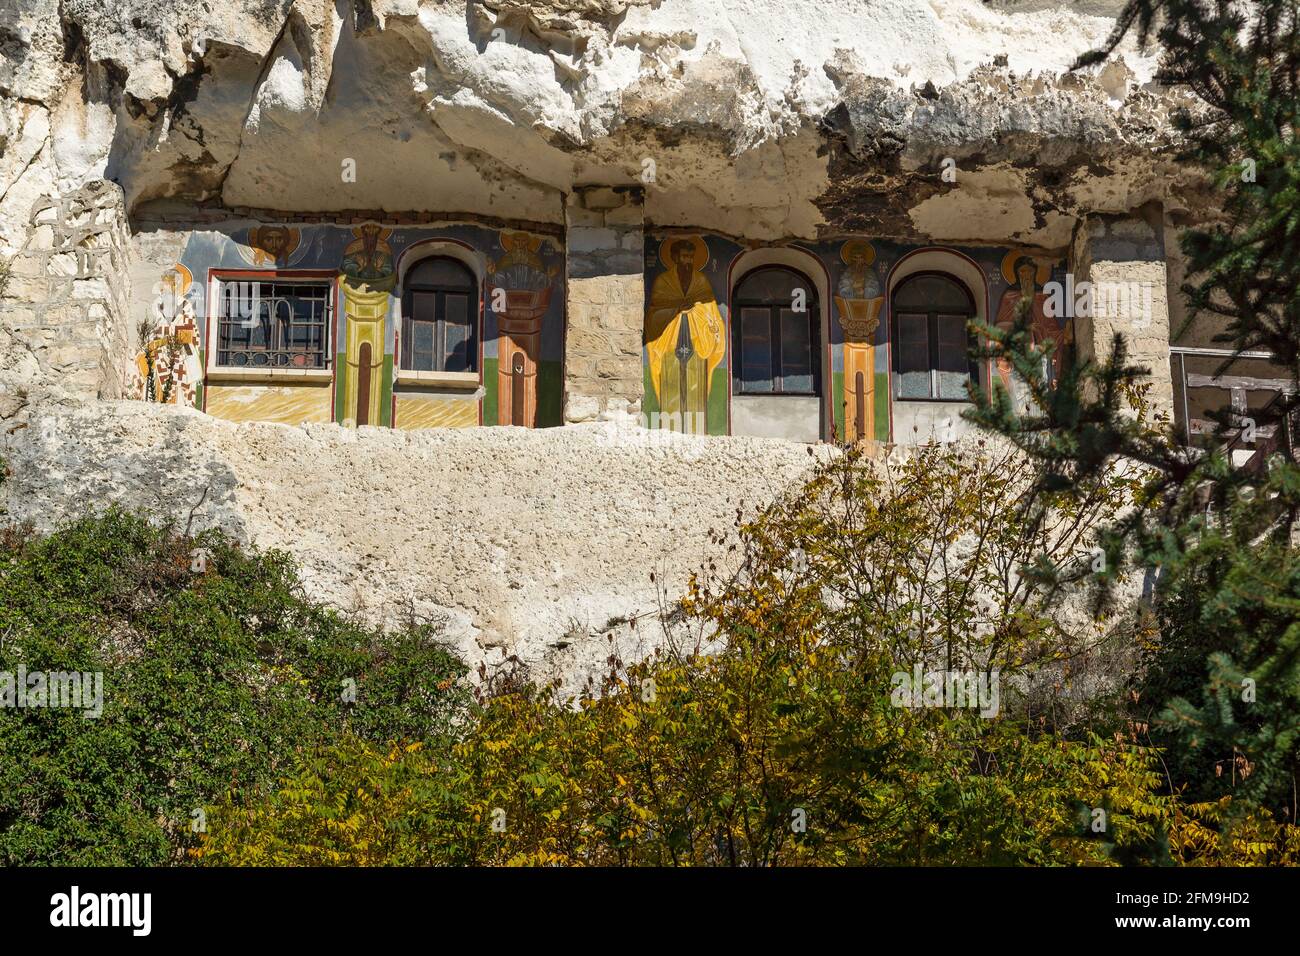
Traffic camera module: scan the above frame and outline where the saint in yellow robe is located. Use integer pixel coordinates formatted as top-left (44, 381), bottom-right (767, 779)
top-left (645, 267), bottom-right (726, 430)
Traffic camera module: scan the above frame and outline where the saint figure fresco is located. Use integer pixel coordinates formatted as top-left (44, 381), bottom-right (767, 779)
top-left (994, 251), bottom-right (1071, 394)
top-left (645, 236), bottom-right (726, 429)
top-left (244, 226), bottom-right (301, 268)
top-left (133, 263), bottom-right (203, 406)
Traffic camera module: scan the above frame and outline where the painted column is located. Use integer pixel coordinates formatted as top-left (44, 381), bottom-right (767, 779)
top-left (490, 232), bottom-right (557, 427)
top-left (339, 224), bottom-right (395, 427)
top-left (833, 240), bottom-right (886, 443)
top-left (341, 281), bottom-right (388, 426)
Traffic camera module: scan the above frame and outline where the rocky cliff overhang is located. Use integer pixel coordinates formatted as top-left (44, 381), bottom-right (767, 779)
top-left (3, 0), bottom-right (1206, 250)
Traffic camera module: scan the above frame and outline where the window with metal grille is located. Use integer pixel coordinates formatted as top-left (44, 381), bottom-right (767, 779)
top-left (401, 257), bottom-right (478, 373)
top-left (891, 273), bottom-right (978, 401)
top-left (215, 279), bottom-right (332, 370)
top-left (731, 266), bottom-right (820, 396)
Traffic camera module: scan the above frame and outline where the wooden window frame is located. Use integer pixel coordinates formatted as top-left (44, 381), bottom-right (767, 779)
top-left (731, 265), bottom-right (821, 397)
top-left (891, 271), bottom-right (979, 402)
top-left (206, 271), bottom-right (335, 382)
top-left (400, 257), bottom-right (479, 375)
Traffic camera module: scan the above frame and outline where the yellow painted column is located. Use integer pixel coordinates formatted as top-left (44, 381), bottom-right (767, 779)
top-left (341, 279), bottom-right (388, 427)
top-left (836, 295), bottom-right (883, 442)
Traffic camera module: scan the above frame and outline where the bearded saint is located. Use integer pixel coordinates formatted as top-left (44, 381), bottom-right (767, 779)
top-left (645, 239), bottom-right (726, 429)
top-left (994, 256), bottom-right (1070, 392)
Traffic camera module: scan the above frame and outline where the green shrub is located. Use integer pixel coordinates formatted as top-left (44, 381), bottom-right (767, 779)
top-left (0, 508), bottom-right (469, 865)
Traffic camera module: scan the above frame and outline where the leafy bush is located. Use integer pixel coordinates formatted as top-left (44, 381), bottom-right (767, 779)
top-left (0, 509), bottom-right (469, 865)
top-left (198, 447), bottom-right (1182, 866)
top-left (199, 660), bottom-right (1176, 866)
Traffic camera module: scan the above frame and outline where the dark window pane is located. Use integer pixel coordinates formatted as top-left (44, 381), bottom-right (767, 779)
top-left (740, 307), bottom-right (772, 392)
top-left (733, 268), bottom-right (819, 397)
top-left (412, 291), bottom-right (438, 322)
top-left (896, 312), bottom-right (930, 398)
top-left (780, 308), bottom-right (813, 393)
top-left (894, 274), bottom-right (970, 313)
top-left (897, 313), bottom-right (929, 372)
top-left (736, 268), bottom-right (813, 306)
top-left (444, 293), bottom-right (471, 371)
top-left (893, 276), bottom-right (977, 402)
top-left (936, 313), bottom-right (971, 399)
top-left (936, 313), bottom-right (969, 371)
top-left (406, 274), bottom-right (476, 373)
top-left (407, 257), bottom-right (475, 290)
top-left (217, 279), bottom-right (329, 369)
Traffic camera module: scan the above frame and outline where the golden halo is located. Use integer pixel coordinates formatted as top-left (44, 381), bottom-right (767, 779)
top-left (352, 223), bottom-right (393, 242)
top-left (840, 239), bottom-right (876, 267)
top-left (658, 235), bottom-right (710, 273)
top-left (162, 262), bottom-right (193, 296)
top-left (1001, 249), bottom-right (1051, 286)
top-left (246, 225), bottom-right (301, 265)
top-left (501, 230), bottom-right (543, 253)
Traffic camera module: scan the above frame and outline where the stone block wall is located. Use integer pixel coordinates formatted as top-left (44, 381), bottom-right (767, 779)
top-left (563, 186), bottom-right (645, 424)
top-left (0, 180), bottom-right (133, 426)
top-left (1069, 210), bottom-right (1174, 417)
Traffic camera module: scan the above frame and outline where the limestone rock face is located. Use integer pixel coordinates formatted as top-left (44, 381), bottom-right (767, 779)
top-left (0, 1), bottom-right (1189, 682)
top-left (3, 0), bottom-right (1199, 250)
top-left (0, 402), bottom-right (830, 691)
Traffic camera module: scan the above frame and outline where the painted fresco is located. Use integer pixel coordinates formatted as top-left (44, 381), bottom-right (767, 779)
top-left (392, 395), bottom-right (479, 430)
top-left (339, 224), bottom-right (394, 427)
top-left (146, 221), bottom-right (566, 429)
top-left (240, 225), bottom-right (305, 267)
top-left (994, 249), bottom-right (1073, 390)
top-left (834, 240), bottom-right (886, 443)
top-left (140, 218), bottom-right (1068, 442)
top-left (489, 231), bottom-right (559, 428)
top-left (642, 235), bottom-right (737, 436)
top-left (130, 263), bottom-right (204, 405)
top-left (204, 383), bottom-right (333, 425)
top-left (643, 233), bottom-right (1067, 443)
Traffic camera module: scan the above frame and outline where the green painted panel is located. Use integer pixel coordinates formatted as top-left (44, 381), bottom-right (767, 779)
top-left (537, 360), bottom-right (563, 428)
top-left (333, 351), bottom-right (346, 422)
top-left (379, 356), bottom-right (393, 427)
top-left (831, 370), bottom-right (845, 441)
top-left (708, 365), bottom-right (729, 436)
top-left (642, 361), bottom-right (659, 421)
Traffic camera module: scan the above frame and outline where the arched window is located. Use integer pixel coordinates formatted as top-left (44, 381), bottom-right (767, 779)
top-left (891, 272), bottom-right (977, 400)
top-left (732, 266), bottom-right (820, 395)
top-left (401, 256), bottom-right (477, 373)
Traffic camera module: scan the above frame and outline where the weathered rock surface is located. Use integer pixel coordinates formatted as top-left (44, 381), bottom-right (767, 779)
top-left (0, 1), bottom-right (1186, 686)
top-left (0, 401), bottom-right (831, 689)
top-left (2, 0), bottom-right (1202, 250)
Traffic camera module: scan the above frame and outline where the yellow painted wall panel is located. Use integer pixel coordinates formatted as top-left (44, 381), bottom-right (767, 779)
top-left (205, 383), bottom-right (333, 425)
top-left (394, 395), bottom-right (479, 430)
